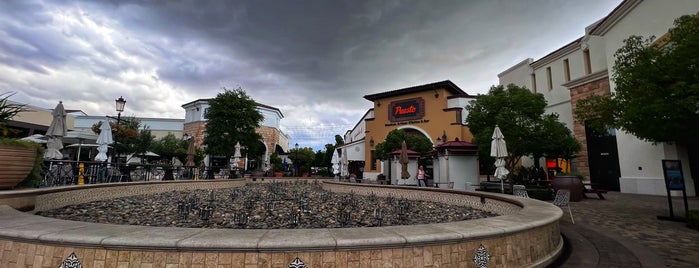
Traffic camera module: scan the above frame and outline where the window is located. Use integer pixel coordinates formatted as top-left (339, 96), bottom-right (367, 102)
top-left (563, 59), bottom-right (571, 81)
top-left (455, 109), bottom-right (462, 124)
top-left (531, 73), bottom-right (537, 93)
top-left (203, 108), bottom-right (209, 119)
top-left (583, 50), bottom-right (591, 74)
top-left (546, 67), bottom-right (552, 90)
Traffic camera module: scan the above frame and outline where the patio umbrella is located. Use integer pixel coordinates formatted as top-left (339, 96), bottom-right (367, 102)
top-left (491, 126), bottom-right (509, 193)
top-left (20, 134), bottom-right (47, 144)
top-left (94, 120), bottom-right (113, 162)
top-left (64, 130), bottom-right (99, 160)
top-left (232, 142), bottom-right (242, 168)
top-left (282, 158), bottom-right (287, 172)
top-left (331, 149), bottom-right (340, 175)
top-left (185, 138), bottom-right (195, 166)
top-left (341, 150), bottom-right (348, 177)
top-left (44, 101), bottom-right (66, 160)
top-left (399, 140), bottom-right (410, 180)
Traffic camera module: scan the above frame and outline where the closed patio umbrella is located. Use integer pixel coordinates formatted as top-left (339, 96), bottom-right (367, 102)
top-left (399, 140), bottom-right (410, 180)
top-left (95, 120), bottom-right (113, 162)
top-left (44, 101), bottom-right (66, 160)
top-left (491, 126), bottom-right (509, 193)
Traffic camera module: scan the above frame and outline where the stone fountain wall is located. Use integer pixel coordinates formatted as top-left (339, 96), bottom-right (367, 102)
top-left (0, 179), bottom-right (563, 267)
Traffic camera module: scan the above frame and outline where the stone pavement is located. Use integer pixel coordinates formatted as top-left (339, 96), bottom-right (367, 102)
top-left (556, 192), bottom-right (699, 267)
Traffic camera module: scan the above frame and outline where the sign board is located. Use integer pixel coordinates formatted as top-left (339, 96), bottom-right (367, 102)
top-left (389, 97), bottom-right (425, 122)
top-left (658, 159), bottom-right (689, 222)
top-left (662, 160), bottom-right (685, 190)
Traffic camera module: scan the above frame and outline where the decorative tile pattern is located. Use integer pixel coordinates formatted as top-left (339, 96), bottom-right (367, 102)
top-left (473, 244), bottom-right (491, 268)
top-left (287, 257), bottom-right (308, 268)
top-left (58, 252), bottom-right (82, 268)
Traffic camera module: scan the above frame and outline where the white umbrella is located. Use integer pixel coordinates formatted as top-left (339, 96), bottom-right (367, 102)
top-left (64, 130), bottom-right (99, 160)
top-left (44, 102), bottom-right (66, 160)
top-left (232, 142), bottom-right (242, 168)
top-left (331, 149), bottom-right (340, 175)
top-left (20, 134), bottom-right (47, 144)
top-left (94, 120), bottom-right (113, 162)
top-left (341, 149), bottom-right (349, 177)
top-left (491, 126), bottom-right (509, 193)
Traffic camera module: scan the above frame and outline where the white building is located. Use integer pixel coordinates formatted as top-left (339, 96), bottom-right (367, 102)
top-left (498, 0), bottom-right (699, 196)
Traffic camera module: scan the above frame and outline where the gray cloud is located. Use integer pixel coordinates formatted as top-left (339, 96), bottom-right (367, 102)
top-left (0, 0), bottom-right (622, 149)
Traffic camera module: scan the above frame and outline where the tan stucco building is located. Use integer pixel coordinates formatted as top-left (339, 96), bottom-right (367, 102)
top-left (339, 80), bottom-right (476, 180)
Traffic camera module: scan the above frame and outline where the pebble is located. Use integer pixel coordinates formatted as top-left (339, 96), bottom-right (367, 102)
top-left (37, 182), bottom-right (499, 229)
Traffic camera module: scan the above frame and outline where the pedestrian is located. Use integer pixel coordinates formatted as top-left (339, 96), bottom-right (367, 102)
top-left (416, 165), bottom-right (427, 187)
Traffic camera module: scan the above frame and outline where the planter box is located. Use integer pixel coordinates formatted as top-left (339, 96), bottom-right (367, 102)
top-left (0, 145), bottom-right (37, 189)
top-left (552, 175), bottom-right (584, 202)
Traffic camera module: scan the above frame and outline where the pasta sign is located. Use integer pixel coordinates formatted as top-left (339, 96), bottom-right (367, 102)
top-left (389, 97), bottom-right (425, 122)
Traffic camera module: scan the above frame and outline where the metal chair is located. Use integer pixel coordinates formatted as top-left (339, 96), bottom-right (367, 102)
top-left (553, 189), bottom-right (574, 224)
top-left (513, 184), bottom-right (529, 198)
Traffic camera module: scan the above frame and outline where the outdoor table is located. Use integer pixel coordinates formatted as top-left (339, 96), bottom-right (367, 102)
top-left (582, 183), bottom-right (607, 200)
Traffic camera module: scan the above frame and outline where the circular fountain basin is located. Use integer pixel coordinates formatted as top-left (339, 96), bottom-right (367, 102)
top-left (0, 179), bottom-right (562, 267)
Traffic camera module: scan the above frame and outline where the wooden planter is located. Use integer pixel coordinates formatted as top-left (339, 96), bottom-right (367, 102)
top-left (0, 145), bottom-right (37, 189)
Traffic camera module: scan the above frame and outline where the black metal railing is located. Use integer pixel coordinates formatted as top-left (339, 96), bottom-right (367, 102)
top-left (39, 160), bottom-right (207, 188)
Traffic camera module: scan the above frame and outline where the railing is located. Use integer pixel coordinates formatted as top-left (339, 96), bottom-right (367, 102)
top-left (38, 160), bottom-right (226, 188)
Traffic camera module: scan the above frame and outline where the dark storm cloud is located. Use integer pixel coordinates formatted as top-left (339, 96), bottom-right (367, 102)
top-left (0, 0), bottom-right (621, 148)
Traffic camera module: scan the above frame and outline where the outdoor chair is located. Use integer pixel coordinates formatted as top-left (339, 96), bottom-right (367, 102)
top-left (513, 184), bottom-right (529, 198)
top-left (553, 189), bottom-right (574, 224)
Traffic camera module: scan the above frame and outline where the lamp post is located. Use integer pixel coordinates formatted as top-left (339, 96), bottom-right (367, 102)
top-left (114, 96), bottom-right (126, 164)
top-left (294, 143), bottom-right (299, 177)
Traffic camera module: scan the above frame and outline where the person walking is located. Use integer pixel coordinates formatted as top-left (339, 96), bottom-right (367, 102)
top-left (416, 165), bottom-right (427, 187)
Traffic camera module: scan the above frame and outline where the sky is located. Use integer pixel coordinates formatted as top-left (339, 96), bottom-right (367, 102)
top-left (0, 0), bottom-right (622, 150)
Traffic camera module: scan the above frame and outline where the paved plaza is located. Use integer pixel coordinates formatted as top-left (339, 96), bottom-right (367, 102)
top-left (558, 192), bottom-right (699, 267)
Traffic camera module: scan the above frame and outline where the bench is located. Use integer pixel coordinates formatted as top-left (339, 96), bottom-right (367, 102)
top-left (582, 183), bottom-right (607, 200)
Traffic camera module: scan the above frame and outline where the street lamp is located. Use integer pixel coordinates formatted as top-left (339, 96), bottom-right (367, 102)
top-left (113, 96), bottom-right (126, 165)
top-left (294, 143), bottom-right (299, 177)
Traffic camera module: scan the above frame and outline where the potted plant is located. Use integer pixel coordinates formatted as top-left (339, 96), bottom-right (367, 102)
top-left (0, 92), bottom-right (44, 189)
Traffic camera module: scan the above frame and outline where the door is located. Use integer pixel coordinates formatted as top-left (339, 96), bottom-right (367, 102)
top-left (585, 121), bottom-right (621, 191)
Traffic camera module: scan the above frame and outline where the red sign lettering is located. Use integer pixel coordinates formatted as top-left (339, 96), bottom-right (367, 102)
top-left (394, 105), bottom-right (417, 115)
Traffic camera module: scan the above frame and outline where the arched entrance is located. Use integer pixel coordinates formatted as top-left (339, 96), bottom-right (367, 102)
top-left (246, 140), bottom-right (268, 171)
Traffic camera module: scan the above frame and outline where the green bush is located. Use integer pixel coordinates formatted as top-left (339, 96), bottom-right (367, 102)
top-left (688, 210), bottom-right (699, 231)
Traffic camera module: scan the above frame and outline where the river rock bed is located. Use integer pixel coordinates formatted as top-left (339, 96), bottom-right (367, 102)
top-left (37, 181), bottom-right (499, 229)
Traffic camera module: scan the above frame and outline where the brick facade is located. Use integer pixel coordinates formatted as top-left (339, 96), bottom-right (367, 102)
top-left (568, 76), bottom-right (610, 180)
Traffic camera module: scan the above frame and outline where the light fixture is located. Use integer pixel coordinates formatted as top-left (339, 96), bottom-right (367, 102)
top-left (115, 96), bottom-right (126, 113)
top-left (441, 130), bottom-right (447, 143)
top-left (369, 137), bottom-right (375, 147)
top-left (377, 101), bottom-right (381, 107)
top-left (434, 89), bottom-right (440, 98)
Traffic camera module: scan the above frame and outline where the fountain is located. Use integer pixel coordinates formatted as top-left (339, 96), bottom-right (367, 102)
top-left (0, 178), bottom-right (563, 267)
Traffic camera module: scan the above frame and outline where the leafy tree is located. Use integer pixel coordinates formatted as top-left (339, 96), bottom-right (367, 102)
top-left (466, 84), bottom-right (580, 173)
top-left (374, 129), bottom-right (433, 161)
top-left (151, 133), bottom-right (186, 165)
top-left (288, 146), bottom-right (315, 175)
top-left (335, 134), bottom-right (344, 146)
top-left (575, 15), bottom-right (699, 146)
top-left (202, 88), bottom-right (263, 163)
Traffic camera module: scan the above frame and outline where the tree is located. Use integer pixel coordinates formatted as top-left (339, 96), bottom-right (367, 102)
top-left (335, 135), bottom-right (344, 146)
top-left (151, 133), bottom-right (186, 165)
top-left (374, 129), bottom-right (433, 161)
top-left (288, 146), bottom-right (315, 175)
top-left (202, 88), bottom-right (263, 163)
top-left (466, 84), bottom-right (580, 173)
top-left (575, 15), bottom-right (699, 146)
